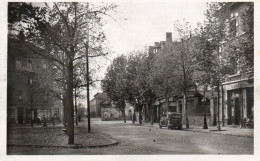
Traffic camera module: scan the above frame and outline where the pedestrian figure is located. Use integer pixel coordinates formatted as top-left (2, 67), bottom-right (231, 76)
top-left (43, 115), bottom-right (47, 127)
top-left (52, 116), bottom-right (55, 126)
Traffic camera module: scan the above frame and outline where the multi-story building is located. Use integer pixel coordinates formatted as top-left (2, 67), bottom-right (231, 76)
top-left (211, 2), bottom-right (254, 127)
top-left (146, 2), bottom-right (253, 128)
top-left (7, 36), bottom-right (63, 124)
top-left (145, 32), bottom-right (212, 125)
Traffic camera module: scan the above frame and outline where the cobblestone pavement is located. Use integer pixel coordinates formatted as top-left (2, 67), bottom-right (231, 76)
top-left (7, 118), bottom-right (253, 155)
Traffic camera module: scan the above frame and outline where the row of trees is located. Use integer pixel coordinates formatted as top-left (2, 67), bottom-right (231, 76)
top-left (8, 2), bottom-right (117, 144)
top-left (102, 2), bottom-right (254, 128)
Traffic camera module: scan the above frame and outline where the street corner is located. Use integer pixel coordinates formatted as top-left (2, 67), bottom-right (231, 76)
top-left (7, 126), bottom-right (119, 149)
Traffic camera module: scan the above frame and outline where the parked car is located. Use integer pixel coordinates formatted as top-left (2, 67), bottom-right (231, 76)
top-left (159, 112), bottom-right (182, 130)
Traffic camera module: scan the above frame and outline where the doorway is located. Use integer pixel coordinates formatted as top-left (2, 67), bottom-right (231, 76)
top-left (234, 98), bottom-right (240, 125)
top-left (17, 107), bottom-right (23, 124)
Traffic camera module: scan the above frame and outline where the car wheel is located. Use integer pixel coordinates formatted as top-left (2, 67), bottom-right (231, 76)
top-left (178, 125), bottom-right (182, 130)
top-left (159, 125), bottom-right (162, 129)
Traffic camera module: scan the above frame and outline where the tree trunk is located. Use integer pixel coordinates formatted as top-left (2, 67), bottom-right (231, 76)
top-left (183, 92), bottom-right (189, 128)
top-left (62, 97), bottom-right (67, 129)
top-left (149, 102), bottom-right (153, 125)
top-left (86, 41), bottom-right (91, 133)
top-left (74, 88), bottom-right (78, 126)
top-left (203, 84), bottom-right (208, 129)
top-left (67, 60), bottom-right (74, 144)
top-left (124, 101), bottom-right (127, 123)
top-left (30, 93), bottom-right (33, 128)
top-left (217, 81), bottom-right (221, 131)
top-left (123, 108), bottom-right (126, 123)
top-left (139, 104), bottom-right (142, 124)
top-left (133, 105), bottom-right (136, 124)
top-left (166, 96), bottom-right (169, 112)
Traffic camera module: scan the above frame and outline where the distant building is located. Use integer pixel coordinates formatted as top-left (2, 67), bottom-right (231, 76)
top-left (100, 100), bottom-right (120, 121)
top-left (90, 92), bottom-right (134, 120)
top-left (7, 36), bottom-right (63, 124)
top-left (90, 92), bottom-right (109, 117)
top-left (146, 32), bottom-right (211, 125)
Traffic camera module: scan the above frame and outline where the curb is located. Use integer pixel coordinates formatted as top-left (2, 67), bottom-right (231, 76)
top-left (126, 123), bottom-right (253, 138)
top-left (183, 129), bottom-right (254, 138)
top-left (7, 131), bottom-right (119, 149)
top-left (7, 141), bottom-right (119, 149)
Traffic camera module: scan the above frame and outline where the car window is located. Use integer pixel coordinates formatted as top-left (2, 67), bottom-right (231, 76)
top-left (168, 114), bottom-right (181, 119)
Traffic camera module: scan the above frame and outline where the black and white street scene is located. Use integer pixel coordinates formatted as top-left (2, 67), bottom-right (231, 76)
top-left (5, 1), bottom-right (254, 157)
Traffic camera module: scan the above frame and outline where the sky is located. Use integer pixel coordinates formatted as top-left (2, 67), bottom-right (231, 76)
top-left (89, 2), bottom-right (207, 101)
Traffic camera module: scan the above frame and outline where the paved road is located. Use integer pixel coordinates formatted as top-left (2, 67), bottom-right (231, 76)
top-left (7, 119), bottom-right (253, 155)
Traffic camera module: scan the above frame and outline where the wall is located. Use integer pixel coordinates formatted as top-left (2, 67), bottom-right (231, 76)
top-left (7, 39), bottom-right (60, 124)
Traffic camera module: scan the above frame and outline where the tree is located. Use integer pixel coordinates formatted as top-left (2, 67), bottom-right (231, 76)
top-left (102, 55), bottom-right (128, 123)
top-left (194, 24), bottom-right (219, 129)
top-left (199, 2), bottom-right (253, 130)
top-left (8, 2), bottom-right (117, 144)
top-left (199, 3), bottom-right (226, 130)
top-left (126, 50), bottom-right (157, 124)
top-left (151, 43), bottom-right (180, 119)
top-left (173, 19), bottom-right (198, 128)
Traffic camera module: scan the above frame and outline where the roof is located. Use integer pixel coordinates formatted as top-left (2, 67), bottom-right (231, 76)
top-left (94, 92), bottom-right (108, 99)
top-left (100, 99), bottom-right (110, 105)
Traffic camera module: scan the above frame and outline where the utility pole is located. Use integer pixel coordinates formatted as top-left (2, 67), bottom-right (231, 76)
top-left (181, 38), bottom-right (189, 129)
top-left (85, 41), bottom-right (91, 133)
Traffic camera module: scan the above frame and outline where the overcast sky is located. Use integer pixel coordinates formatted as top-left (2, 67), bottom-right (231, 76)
top-left (89, 2), bottom-right (207, 101)
top-left (104, 2), bottom-right (207, 54)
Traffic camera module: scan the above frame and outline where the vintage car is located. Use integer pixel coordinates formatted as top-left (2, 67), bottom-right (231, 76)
top-left (159, 112), bottom-right (182, 130)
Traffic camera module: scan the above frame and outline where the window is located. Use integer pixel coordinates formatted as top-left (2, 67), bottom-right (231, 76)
top-left (16, 59), bottom-right (21, 69)
top-left (230, 57), bottom-right (238, 74)
top-left (17, 90), bottom-right (22, 101)
top-left (28, 77), bottom-right (33, 85)
top-left (27, 60), bottom-right (32, 71)
top-left (43, 95), bottom-right (48, 103)
top-left (230, 18), bottom-right (237, 36)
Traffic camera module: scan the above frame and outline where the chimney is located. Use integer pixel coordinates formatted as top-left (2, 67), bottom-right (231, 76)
top-left (166, 32), bottom-right (172, 43)
top-left (148, 46), bottom-right (154, 55)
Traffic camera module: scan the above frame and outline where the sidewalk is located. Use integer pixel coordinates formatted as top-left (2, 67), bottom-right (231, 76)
top-left (127, 121), bottom-right (254, 138)
top-left (7, 120), bottom-right (118, 149)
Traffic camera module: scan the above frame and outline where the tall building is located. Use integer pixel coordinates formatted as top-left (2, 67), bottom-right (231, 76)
top-left (212, 2), bottom-right (254, 127)
top-left (7, 36), bottom-right (63, 124)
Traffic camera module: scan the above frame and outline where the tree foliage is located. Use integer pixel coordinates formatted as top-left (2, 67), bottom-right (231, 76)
top-left (8, 2), bottom-right (117, 144)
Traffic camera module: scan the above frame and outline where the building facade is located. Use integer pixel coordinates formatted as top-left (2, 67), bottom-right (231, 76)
top-left (7, 37), bottom-right (63, 124)
top-left (90, 92), bottom-right (109, 117)
top-left (211, 2), bottom-right (254, 127)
